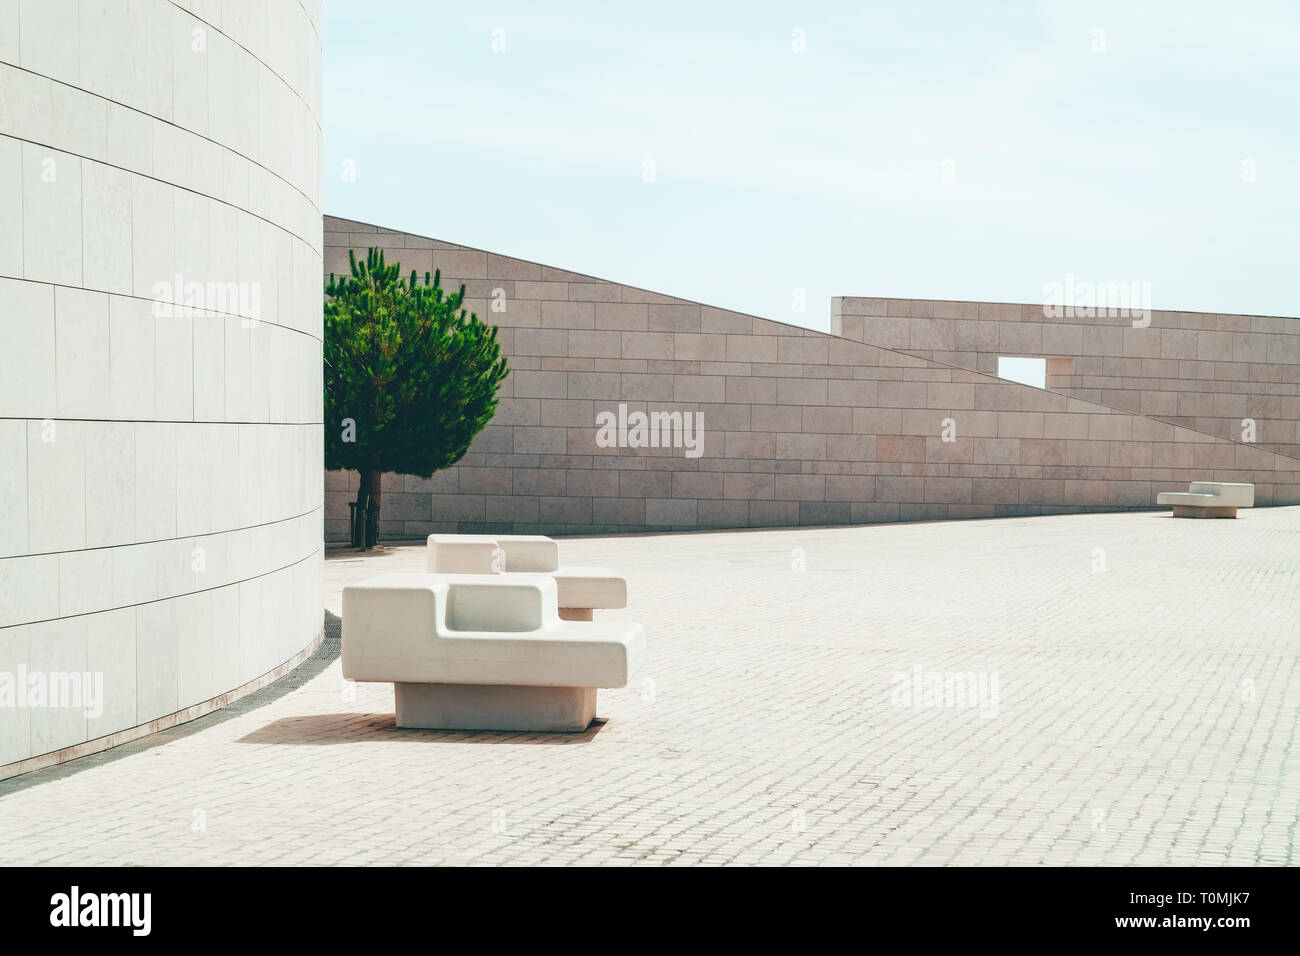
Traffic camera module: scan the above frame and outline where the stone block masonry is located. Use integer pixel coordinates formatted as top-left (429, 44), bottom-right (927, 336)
top-left (833, 296), bottom-right (1300, 461)
top-left (323, 216), bottom-right (1299, 539)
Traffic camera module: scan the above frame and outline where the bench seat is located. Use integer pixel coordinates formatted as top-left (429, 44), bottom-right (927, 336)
top-left (1156, 492), bottom-right (1221, 506)
top-left (342, 572), bottom-right (644, 731)
top-left (426, 534), bottom-right (629, 617)
top-left (1156, 481), bottom-right (1254, 518)
top-left (1188, 482), bottom-right (1254, 507)
top-left (553, 567), bottom-right (628, 616)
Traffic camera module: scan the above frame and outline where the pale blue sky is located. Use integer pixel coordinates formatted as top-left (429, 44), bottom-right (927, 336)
top-left (323, 1), bottom-right (1299, 333)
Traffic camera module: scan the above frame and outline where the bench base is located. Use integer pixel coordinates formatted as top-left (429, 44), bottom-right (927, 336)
top-left (394, 682), bottom-right (596, 732)
top-left (1172, 504), bottom-right (1238, 518)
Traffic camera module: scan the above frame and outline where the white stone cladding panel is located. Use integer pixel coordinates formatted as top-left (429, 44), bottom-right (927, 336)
top-left (0, 0), bottom-right (323, 771)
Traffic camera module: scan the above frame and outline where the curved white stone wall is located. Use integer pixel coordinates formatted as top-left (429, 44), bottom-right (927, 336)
top-left (0, 0), bottom-right (323, 774)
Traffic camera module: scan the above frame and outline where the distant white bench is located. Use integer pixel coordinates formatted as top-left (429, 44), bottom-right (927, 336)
top-left (427, 534), bottom-right (627, 621)
top-left (1156, 482), bottom-right (1254, 518)
top-left (342, 573), bottom-right (645, 732)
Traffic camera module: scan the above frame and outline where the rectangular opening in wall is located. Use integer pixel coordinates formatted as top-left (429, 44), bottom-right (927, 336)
top-left (997, 356), bottom-right (1046, 389)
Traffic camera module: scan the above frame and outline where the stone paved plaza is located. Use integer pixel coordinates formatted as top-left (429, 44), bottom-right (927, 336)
top-left (1, 509), bottom-right (1297, 866)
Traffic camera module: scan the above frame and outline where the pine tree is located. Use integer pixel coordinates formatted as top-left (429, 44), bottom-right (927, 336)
top-left (324, 248), bottom-right (509, 549)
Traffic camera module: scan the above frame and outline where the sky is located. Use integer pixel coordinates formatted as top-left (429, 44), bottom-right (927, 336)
top-left (322, 1), bottom-right (1300, 336)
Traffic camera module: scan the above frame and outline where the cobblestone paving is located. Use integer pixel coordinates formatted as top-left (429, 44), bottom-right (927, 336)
top-left (2, 509), bottom-right (1297, 865)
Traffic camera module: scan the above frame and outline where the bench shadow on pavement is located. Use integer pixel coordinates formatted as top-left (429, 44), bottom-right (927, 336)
top-left (236, 713), bottom-right (608, 745)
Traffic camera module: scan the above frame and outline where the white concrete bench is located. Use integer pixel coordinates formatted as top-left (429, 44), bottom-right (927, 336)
top-left (342, 573), bottom-right (645, 731)
top-left (426, 534), bottom-right (627, 621)
top-left (1156, 481), bottom-right (1255, 518)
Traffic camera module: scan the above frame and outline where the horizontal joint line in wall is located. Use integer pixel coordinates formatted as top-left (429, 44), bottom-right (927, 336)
top-left (0, 546), bottom-right (324, 632)
top-left (0, 505), bottom-right (325, 562)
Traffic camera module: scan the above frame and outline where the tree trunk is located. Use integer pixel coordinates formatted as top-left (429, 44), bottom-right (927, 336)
top-left (352, 480), bottom-right (368, 549)
top-left (363, 468), bottom-right (382, 550)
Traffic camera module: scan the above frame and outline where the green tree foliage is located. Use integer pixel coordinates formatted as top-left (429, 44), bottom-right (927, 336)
top-left (324, 248), bottom-right (508, 548)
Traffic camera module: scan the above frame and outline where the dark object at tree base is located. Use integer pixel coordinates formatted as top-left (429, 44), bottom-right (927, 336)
top-left (348, 487), bottom-right (379, 549)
